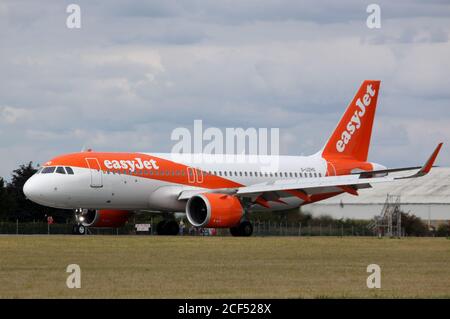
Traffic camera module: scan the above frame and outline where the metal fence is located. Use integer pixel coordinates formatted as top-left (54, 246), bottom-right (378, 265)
top-left (251, 220), bottom-right (371, 237)
top-left (0, 221), bottom-right (135, 235)
top-left (0, 220), bottom-right (373, 236)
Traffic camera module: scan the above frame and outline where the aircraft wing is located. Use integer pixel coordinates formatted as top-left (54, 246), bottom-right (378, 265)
top-left (236, 175), bottom-right (387, 197)
top-left (234, 143), bottom-right (443, 206)
top-left (178, 175), bottom-right (387, 203)
top-left (177, 143), bottom-right (443, 205)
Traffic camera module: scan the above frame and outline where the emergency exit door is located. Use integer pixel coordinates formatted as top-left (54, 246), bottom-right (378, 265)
top-left (186, 167), bottom-right (203, 184)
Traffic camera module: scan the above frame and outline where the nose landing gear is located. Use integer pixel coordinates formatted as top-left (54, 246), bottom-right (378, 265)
top-left (72, 208), bottom-right (87, 235)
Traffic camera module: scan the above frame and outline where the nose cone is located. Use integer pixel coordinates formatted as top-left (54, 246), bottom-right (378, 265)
top-left (23, 173), bottom-right (70, 208)
top-left (23, 176), bottom-right (38, 202)
top-left (23, 175), bottom-right (54, 206)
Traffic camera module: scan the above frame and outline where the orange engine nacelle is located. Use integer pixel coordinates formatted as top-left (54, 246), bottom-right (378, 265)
top-left (186, 193), bottom-right (244, 228)
top-left (81, 209), bottom-right (132, 228)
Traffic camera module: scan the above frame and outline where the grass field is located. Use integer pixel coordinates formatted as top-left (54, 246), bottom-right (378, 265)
top-left (0, 236), bottom-right (449, 298)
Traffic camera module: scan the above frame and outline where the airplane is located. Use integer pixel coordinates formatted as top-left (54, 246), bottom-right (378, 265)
top-left (23, 80), bottom-right (443, 236)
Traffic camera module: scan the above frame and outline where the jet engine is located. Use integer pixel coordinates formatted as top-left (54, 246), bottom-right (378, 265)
top-left (186, 193), bottom-right (244, 228)
top-left (79, 209), bottom-right (132, 228)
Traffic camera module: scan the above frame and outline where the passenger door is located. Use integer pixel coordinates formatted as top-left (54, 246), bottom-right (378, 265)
top-left (85, 158), bottom-right (103, 188)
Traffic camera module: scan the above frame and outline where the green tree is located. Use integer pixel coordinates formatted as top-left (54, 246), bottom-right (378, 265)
top-left (436, 223), bottom-right (450, 237)
top-left (0, 177), bottom-right (14, 220)
top-left (401, 212), bottom-right (429, 236)
top-left (7, 162), bottom-right (38, 220)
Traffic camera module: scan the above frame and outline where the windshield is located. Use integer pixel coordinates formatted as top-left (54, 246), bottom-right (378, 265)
top-left (41, 167), bottom-right (56, 174)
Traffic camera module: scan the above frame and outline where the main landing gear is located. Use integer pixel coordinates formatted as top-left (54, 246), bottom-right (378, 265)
top-left (230, 221), bottom-right (253, 237)
top-left (156, 220), bottom-right (180, 236)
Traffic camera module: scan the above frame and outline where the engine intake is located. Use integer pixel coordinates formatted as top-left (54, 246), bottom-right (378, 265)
top-left (186, 193), bottom-right (244, 228)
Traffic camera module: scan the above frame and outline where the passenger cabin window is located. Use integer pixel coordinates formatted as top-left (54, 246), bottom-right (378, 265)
top-left (56, 167), bottom-right (66, 174)
top-left (42, 167), bottom-right (56, 174)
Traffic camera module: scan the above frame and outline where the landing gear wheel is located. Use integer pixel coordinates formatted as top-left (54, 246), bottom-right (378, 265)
top-left (156, 220), bottom-right (179, 235)
top-left (156, 220), bottom-right (167, 235)
top-left (78, 225), bottom-right (86, 235)
top-left (230, 221), bottom-right (253, 237)
top-left (72, 224), bottom-right (86, 235)
top-left (240, 221), bottom-right (253, 237)
top-left (165, 220), bottom-right (180, 235)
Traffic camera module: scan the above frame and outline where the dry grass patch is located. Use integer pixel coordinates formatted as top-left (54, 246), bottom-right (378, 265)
top-left (0, 236), bottom-right (449, 298)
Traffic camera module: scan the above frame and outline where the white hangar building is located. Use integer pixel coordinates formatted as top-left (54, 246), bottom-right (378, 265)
top-left (305, 168), bottom-right (450, 225)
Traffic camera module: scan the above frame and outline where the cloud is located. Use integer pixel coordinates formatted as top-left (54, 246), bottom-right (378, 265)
top-left (0, 106), bottom-right (29, 124)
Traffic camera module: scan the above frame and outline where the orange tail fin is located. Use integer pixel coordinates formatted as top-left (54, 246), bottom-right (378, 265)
top-left (322, 80), bottom-right (381, 162)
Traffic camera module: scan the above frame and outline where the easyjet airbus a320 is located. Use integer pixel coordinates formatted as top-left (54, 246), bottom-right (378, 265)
top-left (23, 80), bottom-right (443, 236)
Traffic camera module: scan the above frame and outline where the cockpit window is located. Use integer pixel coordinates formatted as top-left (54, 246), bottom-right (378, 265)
top-left (42, 167), bottom-right (56, 174)
top-left (36, 167), bottom-right (43, 174)
top-left (56, 166), bottom-right (66, 174)
top-left (65, 167), bottom-right (74, 175)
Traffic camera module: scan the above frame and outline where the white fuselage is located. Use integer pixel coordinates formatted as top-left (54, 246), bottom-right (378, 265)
top-left (24, 152), bottom-right (329, 212)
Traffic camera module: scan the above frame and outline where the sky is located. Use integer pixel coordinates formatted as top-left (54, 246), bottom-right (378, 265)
top-left (0, 0), bottom-right (449, 179)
